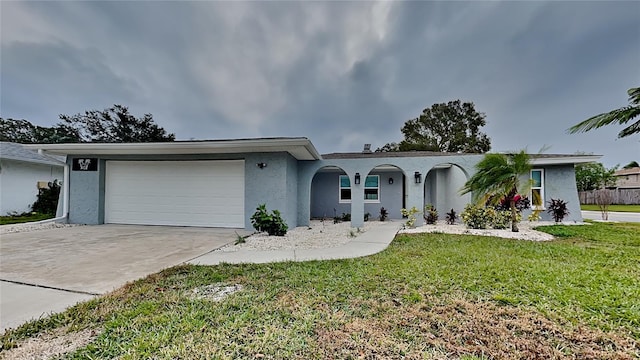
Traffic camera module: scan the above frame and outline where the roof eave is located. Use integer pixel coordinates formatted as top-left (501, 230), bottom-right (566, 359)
top-left (25, 138), bottom-right (323, 161)
top-left (530, 155), bottom-right (602, 165)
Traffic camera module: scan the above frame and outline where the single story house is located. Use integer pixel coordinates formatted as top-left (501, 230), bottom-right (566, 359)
top-left (29, 138), bottom-right (599, 229)
top-left (0, 142), bottom-right (65, 215)
top-left (614, 167), bottom-right (640, 189)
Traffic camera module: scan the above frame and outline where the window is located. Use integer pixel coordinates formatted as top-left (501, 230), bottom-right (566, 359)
top-left (531, 169), bottom-right (544, 209)
top-left (339, 175), bottom-right (351, 203)
top-left (364, 175), bottom-right (379, 202)
top-left (339, 174), bottom-right (380, 203)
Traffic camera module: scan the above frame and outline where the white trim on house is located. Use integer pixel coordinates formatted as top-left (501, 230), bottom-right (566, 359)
top-left (364, 174), bottom-right (380, 203)
top-left (27, 138), bottom-right (322, 161)
top-left (531, 169), bottom-right (545, 210)
top-left (339, 174), bottom-right (351, 203)
top-left (530, 155), bottom-right (601, 165)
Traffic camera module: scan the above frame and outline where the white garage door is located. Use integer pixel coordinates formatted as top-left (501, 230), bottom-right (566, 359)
top-left (105, 160), bottom-right (244, 227)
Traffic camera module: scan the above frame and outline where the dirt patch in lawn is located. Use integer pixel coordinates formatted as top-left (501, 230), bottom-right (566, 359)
top-left (315, 298), bottom-right (639, 359)
top-left (0, 327), bottom-right (99, 360)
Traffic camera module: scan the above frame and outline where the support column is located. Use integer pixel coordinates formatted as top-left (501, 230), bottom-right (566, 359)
top-left (405, 171), bottom-right (425, 227)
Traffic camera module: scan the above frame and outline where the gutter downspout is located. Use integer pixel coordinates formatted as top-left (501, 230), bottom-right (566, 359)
top-left (62, 159), bottom-right (69, 222)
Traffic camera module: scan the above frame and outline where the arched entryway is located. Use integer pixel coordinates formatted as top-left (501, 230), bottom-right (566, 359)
top-left (424, 163), bottom-right (470, 217)
top-left (364, 164), bottom-right (406, 220)
top-left (309, 165), bottom-right (350, 220)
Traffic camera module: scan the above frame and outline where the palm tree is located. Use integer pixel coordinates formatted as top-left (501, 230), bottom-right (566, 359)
top-left (568, 87), bottom-right (640, 138)
top-left (461, 151), bottom-right (533, 232)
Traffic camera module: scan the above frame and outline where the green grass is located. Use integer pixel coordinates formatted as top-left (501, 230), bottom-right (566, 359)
top-left (0, 212), bottom-right (54, 225)
top-left (580, 204), bottom-right (640, 212)
top-left (2, 222), bottom-right (639, 359)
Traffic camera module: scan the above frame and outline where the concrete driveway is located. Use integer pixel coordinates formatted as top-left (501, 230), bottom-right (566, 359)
top-left (0, 224), bottom-right (239, 332)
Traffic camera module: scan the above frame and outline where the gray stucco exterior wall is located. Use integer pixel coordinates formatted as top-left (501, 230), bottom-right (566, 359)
top-left (525, 164), bottom-right (582, 222)
top-left (244, 152), bottom-right (299, 229)
top-left (298, 154), bottom-right (484, 228)
top-left (310, 170), bottom-right (404, 220)
top-left (65, 150), bottom-right (584, 231)
top-left (67, 152), bottom-right (299, 230)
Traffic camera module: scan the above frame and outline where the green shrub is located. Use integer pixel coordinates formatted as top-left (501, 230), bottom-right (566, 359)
top-left (423, 204), bottom-right (438, 224)
top-left (528, 209), bottom-right (542, 222)
top-left (461, 204), bottom-right (493, 229)
top-left (250, 204), bottom-right (288, 236)
top-left (379, 207), bottom-right (388, 221)
top-left (31, 180), bottom-right (61, 215)
top-left (445, 208), bottom-right (457, 225)
top-left (491, 209), bottom-right (512, 229)
top-left (547, 198), bottom-right (570, 223)
top-left (400, 206), bottom-right (420, 228)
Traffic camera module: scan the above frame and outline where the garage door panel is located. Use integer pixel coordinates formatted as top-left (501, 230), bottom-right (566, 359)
top-left (105, 160), bottom-right (244, 227)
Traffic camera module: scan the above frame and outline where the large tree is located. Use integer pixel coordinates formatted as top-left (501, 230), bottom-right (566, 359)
top-left (0, 118), bottom-right (80, 143)
top-left (59, 105), bottom-right (175, 142)
top-left (1, 105), bottom-right (175, 144)
top-left (574, 162), bottom-right (618, 191)
top-left (377, 100), bottom-right (491, 153)
top-left (461, 151), bottom-right (533, 232)
top-left (568, 87), bottom-right (640, 138)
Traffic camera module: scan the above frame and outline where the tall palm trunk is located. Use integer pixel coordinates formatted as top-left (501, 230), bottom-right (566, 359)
top-left (509, 187), bottom-right (519, 232)
top-left (510, 199), bottom-right (519, 232)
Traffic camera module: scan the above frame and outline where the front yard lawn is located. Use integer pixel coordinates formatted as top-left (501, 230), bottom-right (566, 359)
top-left (0, 212), bottom-right (54, 225)
top-left (581, 204), bottom-right (640, 213)
top-left (2, 222), bottom-right (639, 359)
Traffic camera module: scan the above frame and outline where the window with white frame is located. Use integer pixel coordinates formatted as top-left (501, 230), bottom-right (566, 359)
top-left (339, 175), bottom-right (351, 203)
top-left (364, 175), bottom-right (379, 202)
top-left (531, 169), bottom-right (544, 209)
top-left (339, 174), bottom-right (380, 203)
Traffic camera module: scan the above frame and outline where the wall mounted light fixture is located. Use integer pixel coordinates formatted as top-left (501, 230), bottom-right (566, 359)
top-left (257, 162), bottom-right (267, 169)
top-left (354, 172), bottom-right (361, 185)
top-left (388, 177), bottom-right (394, 185)
top-left (414, 171), bottom-right (422, 184)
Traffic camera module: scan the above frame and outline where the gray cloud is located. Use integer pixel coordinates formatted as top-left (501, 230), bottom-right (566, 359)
top-left (1, 1), bottom-right (638, 166)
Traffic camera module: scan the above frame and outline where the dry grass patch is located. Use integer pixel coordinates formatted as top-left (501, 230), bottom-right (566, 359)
top-left (0, 327), bottom-right (99, 360)
top-left (315, 297), bottom-right (639, 360)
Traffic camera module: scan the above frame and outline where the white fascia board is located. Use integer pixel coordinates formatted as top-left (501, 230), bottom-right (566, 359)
top-left (530, 155), bottom-right (601, 166)
top-left (26, 138), bottom-right (323, 160)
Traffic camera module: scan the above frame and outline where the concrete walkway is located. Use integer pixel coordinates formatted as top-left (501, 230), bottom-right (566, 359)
top-left (189, 222), bottom-right (402, 265)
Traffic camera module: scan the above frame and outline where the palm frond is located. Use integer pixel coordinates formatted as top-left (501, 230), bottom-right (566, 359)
top-left (568, 87), bottom-right (640, 138)
top-left (629, 87), bottom-right (640, 106)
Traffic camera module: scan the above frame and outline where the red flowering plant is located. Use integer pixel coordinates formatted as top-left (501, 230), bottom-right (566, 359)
top-left (495, 194), bottom-right (531, 212)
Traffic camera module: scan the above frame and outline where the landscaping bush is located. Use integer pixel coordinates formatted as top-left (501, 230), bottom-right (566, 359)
top-left (461, 204), bottom-right (493, 229)
top-left (400, 206), bottom-right (420, 228)
top-left (491, 209), bottom-right (512, 229)
top-left (379, 207), bottom-right (388, 221)
top-left (547, 198), bottom-right (570, 223)
top-left (445, 208), bottom-right (457, 225)
top-left (424, 204), bottom-right (438, 224)
top-left (31, 180), bottom-right (61, 215)
top-left (490, 194), bottom-right (531, 212)
top-left (250, 204), bottom-right (288, 236)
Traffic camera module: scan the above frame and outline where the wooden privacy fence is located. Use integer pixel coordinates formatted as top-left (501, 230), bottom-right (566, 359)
top-left (579, 189), bottom-right (640, 205)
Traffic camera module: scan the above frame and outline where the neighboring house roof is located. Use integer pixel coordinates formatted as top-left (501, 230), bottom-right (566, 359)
top-left (0, 142), bottom-right (65, 166)
top-left (26, 137), bottom-right (322, 161)
top-left (614, 167), bottom-right (640, 189)
top-left (615, 167), bottom-right (640, 176)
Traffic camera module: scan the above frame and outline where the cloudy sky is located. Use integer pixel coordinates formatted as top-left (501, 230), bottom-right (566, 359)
top-left (1, 1), bottom-right (638, 167)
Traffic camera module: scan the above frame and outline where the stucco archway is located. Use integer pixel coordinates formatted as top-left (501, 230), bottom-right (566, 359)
top-left (424, 163), bottom-right (471, 217)
top-left (364, 164), bottom-right (407, 220)
top-left (309, 165), bottom-right (350, 220)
